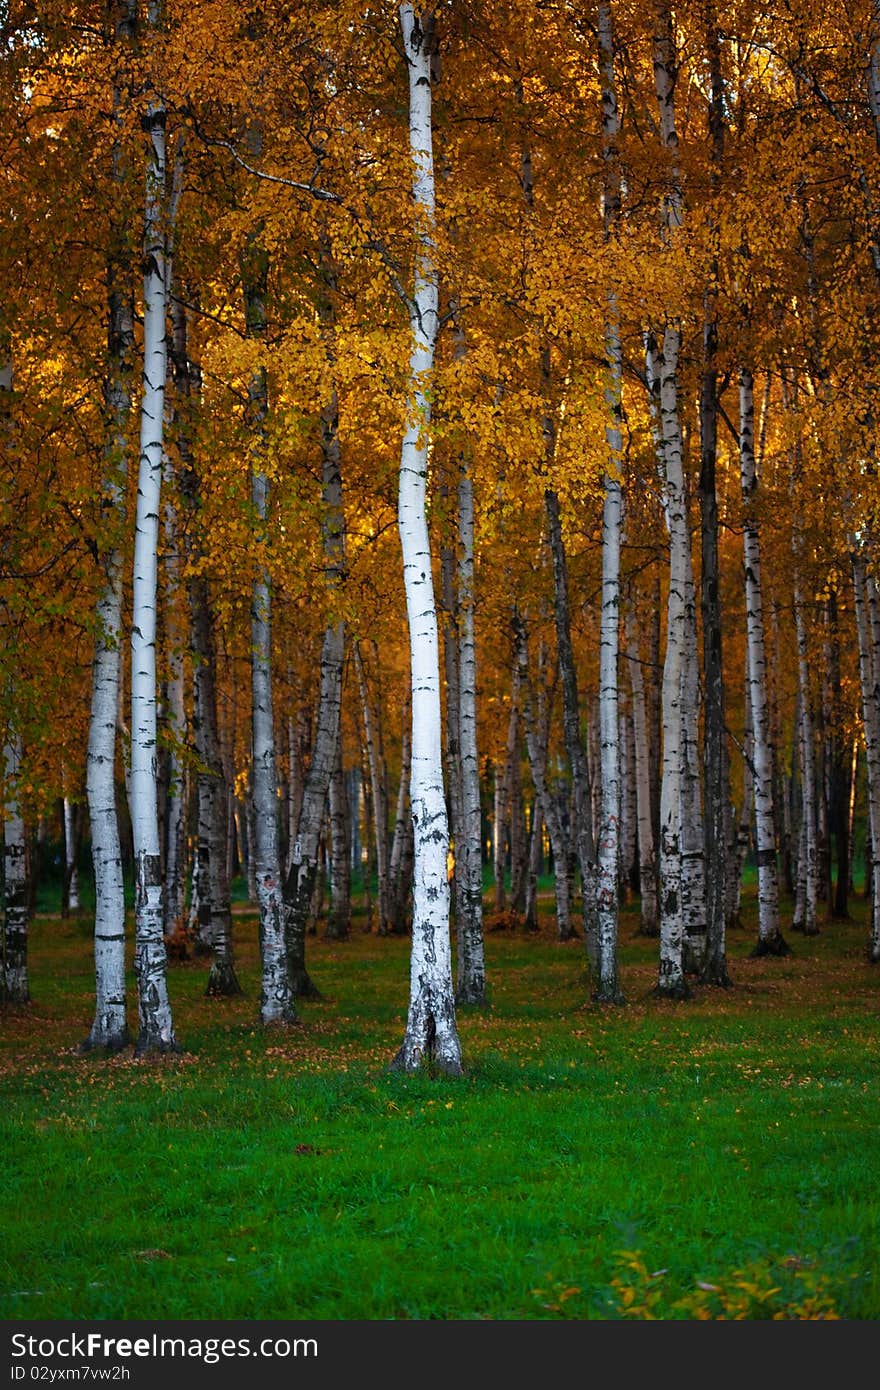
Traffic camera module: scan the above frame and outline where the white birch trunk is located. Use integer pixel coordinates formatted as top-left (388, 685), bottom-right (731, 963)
top-left (793, 581), bottom-right (819, 936)
top-left (85, 557), bottom-right (128, 1046)
top-left (251, 468), bottom-right (294, 1020)
top-left (63, 797), bottom-right (80, 912)
top-left (596, 328), bottom-right (624, 999)
top-left (130, 5), bottom-right (176, 1050)
top-left (2, 733), bottom-right (29, 1004)
top-left (594, 0), bottom-right (624, 1002)
top-left (740, 368), bottom-right (786, 955)
top-left (391, 4), bottom-right (462, 1074)
top-left (651, 6), bottom-right (688, 995)
top-left (456, 466), bottom-right (486, 1002)
top-left (655, 325), bottom-right (689, 997)
top-left (681, 562), bottom-right (706, 971)
top-left (852, 551), bottom-right (880, 961)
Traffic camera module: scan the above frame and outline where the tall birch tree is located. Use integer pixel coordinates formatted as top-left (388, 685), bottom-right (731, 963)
top-left (2, 730), bottom-right (28, 1005)
top-left (129, 0), bottom-right (176, 1051)
top-left (740, 368), bottom-right (787, 956)
top-left (651, 0), bottom-right (690, 998)
top-left (594, 0), bottom-right (624, 1003)
top-left (391, 4), bottom-right (462, 1075)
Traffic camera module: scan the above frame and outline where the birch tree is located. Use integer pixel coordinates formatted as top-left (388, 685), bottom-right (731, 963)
top-left (594, 0), bottom-right (624, 1003)
top-left (129, 0), bottom-right (176, 1051)
top-left (455, 465), bottom-right (486, 1003)
top-left (651, 0), bottom-right (690, 998)
top-left (2, 730), bottom-right (29, 1004)
top-left (390, 3), bottom-right (462, 1075)
top-left (740, 368), bottom-right (787, 956)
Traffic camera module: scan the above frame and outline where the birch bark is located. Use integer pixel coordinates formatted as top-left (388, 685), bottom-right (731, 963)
top-left (740, 369), bottom-right (787, 956)
top-left (793, 584), bottom-right (819, 935)
top-left (455, 465), bottom-right (486, 1002)
top-left (2, 733), bottom-right (29, 1004)
top-left (63, 797), bottom-right (80, 914)
top-left (130, 0), bottom-right (176, 1051)
top-left (594, 0), bottom-right (624, 1001)
top-left (391, 4), bottom-right (462, 1074)
top-left (651, 3), bottom-right (690, 996)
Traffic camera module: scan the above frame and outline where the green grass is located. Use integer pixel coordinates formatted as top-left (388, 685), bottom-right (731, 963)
top-left (1, 890), bottom-right (879, 1320)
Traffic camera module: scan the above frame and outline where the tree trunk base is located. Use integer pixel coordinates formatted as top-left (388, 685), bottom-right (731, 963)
top-left (750, 932), bottom-right (791, 959)
top-left (0, 986), bottom-right (30, 1006)
top-left (683, 935), bottom-right (706, 975)
top-left (134, 1030), bottom-right (181, 1057)
top-left (867, 944), bottom-right (880, 964)
top-left (389, 1040), bottom-right (464, 1076)
top-left (700, 960), bottom-right (734, 988)
top-left (290, 967), bottom-right (323, 1000)
top-left (592, 982), bottom-right (625, 1005)
top-left (652, 978), bottom-right (692, 1001)
top-left (79, 1026), bottom-right (131, 1054)
top-left (261, 1009), bottom-right (300, 1029)
top-left (206, 961), bottom-right (243, 996)
top-left (324, 923), bottom-right (350, 941)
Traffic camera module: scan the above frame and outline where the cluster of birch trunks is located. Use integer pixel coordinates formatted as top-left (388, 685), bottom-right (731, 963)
top-left (3, 4), bottom-right (880, 1079)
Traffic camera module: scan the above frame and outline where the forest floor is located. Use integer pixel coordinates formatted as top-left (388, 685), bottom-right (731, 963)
top-left (1, 889), bottom-right (879, 1319)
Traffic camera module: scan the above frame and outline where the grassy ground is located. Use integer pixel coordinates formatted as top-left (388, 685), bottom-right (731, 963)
top-left (1, 889), bottom-right (879, 1320)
